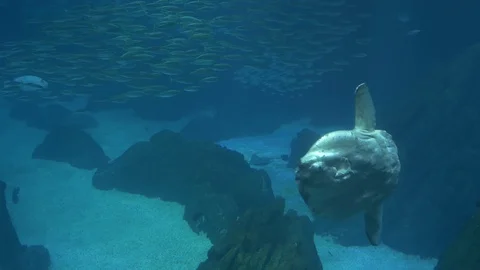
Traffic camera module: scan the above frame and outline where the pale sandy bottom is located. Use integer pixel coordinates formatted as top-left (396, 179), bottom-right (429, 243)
top-left (0, 107), bottom-right (437, 270)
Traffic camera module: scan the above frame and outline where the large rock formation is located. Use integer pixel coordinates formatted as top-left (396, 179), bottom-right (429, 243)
top-left (435, 208), bottom-right (480, 270)
top-left (9, 103), bottom-right (98, 130)
top-left (180, 114), bottom-right (287, 143)
top-left (92, 130), bottom-right (276, 244)
top-left (0, 181), bottom-right (51, 270)
top-left (197, 197), bottom-right (322, 270)
top-left (180, 90), bottom-right (301, 142)
top-left (32, 127), bottom-right (110, 170)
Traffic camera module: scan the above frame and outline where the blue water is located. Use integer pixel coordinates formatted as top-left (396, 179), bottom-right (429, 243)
top-left (1, 0), bottom-right (478, 269)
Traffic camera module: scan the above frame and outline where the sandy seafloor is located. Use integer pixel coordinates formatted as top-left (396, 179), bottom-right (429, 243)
top-left (0, 105), bottom-right (438, 270)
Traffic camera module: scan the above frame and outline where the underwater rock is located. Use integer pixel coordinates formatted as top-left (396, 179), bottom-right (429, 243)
top-left (184, 193), bottom-right (240, 239)
top-left (180, 116), bottom-right (226, 142)
top-left (92, 130), bottom-right (276, 244)
top-left (8, 102), bottom-right (41, 122)
top-left (12, 187), bottom-right (19, 204)
top-left (181, 95), bottom-right (293, 142)
top-left (180, 114), bottom-right (286, 142)
top-left (0, 181), bottom-right (22, 269)
top-left (1, 181), bottom-right (51, 270)
top-left (287, 128), bottom-right (320, 168)
top-left (197, 197), bottom-right (323, 270)
top-left (17, 245), bottom-right (51, 270)
top-left (9, 103), bottom-right (98, 130)
top-left (65, 112), bottom-right (99, 130)
top-left (32, 127), bottom-right (109, 170)
top-left (435, 208), bottom-right (480, 270)
top-left (34, 104), bottom-right (72, 130)
top-left (249, 153), bottom-right (273, 166)
top-left (131, 94), bottom-right (205, 122)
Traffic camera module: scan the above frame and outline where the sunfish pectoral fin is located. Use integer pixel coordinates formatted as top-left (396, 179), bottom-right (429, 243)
top-left (364, 202), bottom-right (383, 246)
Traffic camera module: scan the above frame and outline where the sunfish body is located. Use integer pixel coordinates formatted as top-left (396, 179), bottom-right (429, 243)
top-left (295, 83), bottom-right (400, 245)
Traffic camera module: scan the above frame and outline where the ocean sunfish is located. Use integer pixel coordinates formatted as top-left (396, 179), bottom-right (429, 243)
top-left (295, 83), bottom-right (401, 245)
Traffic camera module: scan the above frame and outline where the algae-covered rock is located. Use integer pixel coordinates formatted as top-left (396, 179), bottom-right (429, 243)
top-left (32, 127), bottom-right (109, 170)
top-left (9, 103), bottom-right (98, 131)
top-left (197, 197), bottom-right (323, 270)
top-left (1, 181), bottom-right (51, 270)
top-left (435, 209), bottom-right (480, 270)
top-left (92, 130), bottom-right (276, 244)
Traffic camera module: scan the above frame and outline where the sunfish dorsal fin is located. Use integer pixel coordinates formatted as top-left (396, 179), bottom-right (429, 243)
top-left (354, 83), bottom-right (376, 131)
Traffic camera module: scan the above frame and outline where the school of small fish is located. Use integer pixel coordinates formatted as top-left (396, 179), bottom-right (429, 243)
top-left (0, 0), bottom-right (372, 103)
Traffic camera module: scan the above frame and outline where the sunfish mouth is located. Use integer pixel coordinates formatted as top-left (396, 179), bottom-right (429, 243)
top-left (295, 162), bottom-right (314, 183)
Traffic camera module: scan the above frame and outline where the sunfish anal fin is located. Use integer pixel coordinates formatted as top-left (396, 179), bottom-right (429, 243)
top-left (364, 202), bottom-right (383, 246)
